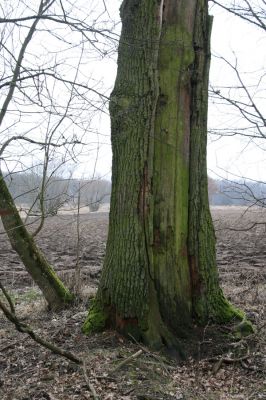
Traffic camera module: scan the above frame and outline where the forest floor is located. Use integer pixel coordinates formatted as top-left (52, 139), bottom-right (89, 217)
top-left (0, 207), bottom-right (265, 399)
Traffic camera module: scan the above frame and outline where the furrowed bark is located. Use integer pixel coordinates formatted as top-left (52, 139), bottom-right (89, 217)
top-left (84, 0), bottom-right (170, 348)
top-left (188, 1), bottom-right (242, 322)
top-left (84, 0), bottom-right (246, 350)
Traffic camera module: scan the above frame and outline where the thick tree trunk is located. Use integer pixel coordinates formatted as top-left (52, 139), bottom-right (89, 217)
top-left (84, 0), bottom-right (243, 348)
top-left (0, 173), bottom-right (73, 310)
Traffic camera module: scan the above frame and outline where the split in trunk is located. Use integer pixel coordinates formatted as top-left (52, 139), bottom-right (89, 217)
top-left (83, 0), bottom-right (250, 350)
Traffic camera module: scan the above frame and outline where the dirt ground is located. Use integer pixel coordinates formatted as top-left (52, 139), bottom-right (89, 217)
top-left (0, 207), bottom-right (265, 399)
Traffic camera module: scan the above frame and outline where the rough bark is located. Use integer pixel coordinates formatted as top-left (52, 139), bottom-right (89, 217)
top-left (0, 172), bottom-right (73, 310)
top-left (187, 4), bottom-right (238, 322)
top-left (84, 0), bottom-right (245, 349)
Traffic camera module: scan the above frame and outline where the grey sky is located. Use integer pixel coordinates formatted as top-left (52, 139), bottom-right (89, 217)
top-left (1, 1), bottom-right (265, 182)
top-left (82, 1), bottom-right (266, 181)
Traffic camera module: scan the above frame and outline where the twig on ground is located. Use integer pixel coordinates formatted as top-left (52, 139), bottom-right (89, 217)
top-left (207, 348), bottom-right (250, 374)
top-left (123, 387), bottom-right (135, 396)
top-left (93, 375), bottom-right (117, 381)
top-left (128, 333), bottom-right (174, 373)
top-left (0, 339), bottom-right (22, 352)
top-left (83, 360), bottom-right (99, 400)
top-left (112, 349), bottom-right (143, 372)
top-left (139, 359), bottom-right (175, 370)
top-left (240, 361), bottom-right (259, 371)
top-left (0, 297), bottom-right (81, 364)
top-left (47, 393), bottom-right (60, 400)
top-left (0, 283), bottom-right (101, 400)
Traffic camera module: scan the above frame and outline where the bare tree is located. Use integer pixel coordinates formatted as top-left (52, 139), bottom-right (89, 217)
top-left (209, 54), bottom-right (265, 141)
top-left (208, 0), bottom-right (266, 211)
top-left (0, 0), bottom-right (116, 309)
top-left (209, 0), bottom-right (266, 31)
top-left (209, 0), bottom-right (265, 141)
top-left (78, 178), bottom-right (111, 212)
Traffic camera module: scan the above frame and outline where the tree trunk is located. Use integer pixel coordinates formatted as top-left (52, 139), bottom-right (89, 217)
top-left (83, 0), bottom-right (243, 348)
top-left (0, 172), bottom-right (73, 310)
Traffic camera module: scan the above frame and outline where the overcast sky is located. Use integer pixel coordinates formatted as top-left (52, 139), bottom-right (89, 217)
top-left (86, 0), bottom-right (266, 182)
top-left (1, 1), bottom-right (265, 182)
top-left (208, 3), bottom-right (266, 182)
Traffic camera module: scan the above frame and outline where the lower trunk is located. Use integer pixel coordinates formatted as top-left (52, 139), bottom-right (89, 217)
top-left (0, 172), bottom-right (73, 310)
top-left (84, 0), bottom-right (244, 349)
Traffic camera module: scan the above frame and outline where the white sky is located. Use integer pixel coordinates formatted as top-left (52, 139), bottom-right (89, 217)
top-left (81, 0), bottom-right (266, 182)
top-left (1, 1), bottom-right (265, 182)
top-left (208, 3), bottom-right (266, 181)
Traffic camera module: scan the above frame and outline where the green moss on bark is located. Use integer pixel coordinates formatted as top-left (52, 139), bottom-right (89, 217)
top-left (0, 173), bottom-right (74, 310)
top-left (187, 7), bottom-right (244, 326)
top-left (232, 319), bottom-right (254, 339)
top-left (83, 298), bottom-right (108, 334)
top-left (85, 0), bottom-right (248, 350)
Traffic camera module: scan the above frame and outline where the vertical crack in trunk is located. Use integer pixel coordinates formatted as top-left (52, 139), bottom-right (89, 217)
top-left (141, 0), bottom-right (165, 283)
top-left (84, 0), bottom-right (244, 348)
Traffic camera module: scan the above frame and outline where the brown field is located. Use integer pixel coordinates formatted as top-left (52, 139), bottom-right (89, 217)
top-left (0, 207), bottom-right (265, 399)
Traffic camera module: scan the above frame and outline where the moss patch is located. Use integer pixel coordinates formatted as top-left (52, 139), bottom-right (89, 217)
top-left (82, 298), bottom-right (108, 334)
top-left (232, 319), bottom-right (254, 339)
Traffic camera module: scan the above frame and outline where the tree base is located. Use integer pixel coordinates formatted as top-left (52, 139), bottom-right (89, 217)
top-left (83, 292), bottom-right (253, 360)
top-left (193, 287), bottom-right (246, 325)
top-left (82, 296), bottom-right (186, 357)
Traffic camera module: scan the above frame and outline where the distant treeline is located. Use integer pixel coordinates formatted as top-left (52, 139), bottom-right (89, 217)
top-left (208, 177), bottom-right (266, 207)
top-left (4, 172), bottom-right (111, 214)
top-left (4, 173), bottom-right (266, 210)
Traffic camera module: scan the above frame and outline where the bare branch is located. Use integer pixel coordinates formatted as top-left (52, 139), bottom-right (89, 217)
top-left (0, 0), bottom-right (54, 126)
top-left (210, 0), bottom-right (266, 31)
top-left (0, 289), bottom-right (81, 364)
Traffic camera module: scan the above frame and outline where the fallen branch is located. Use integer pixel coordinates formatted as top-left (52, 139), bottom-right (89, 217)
top-left (128, 333), bottom-right (174, 372)
top-left (0, 283), bottom-right (100, 400)
top-left (0, 298), bottom-right (81, 364)
top-left (83, 360), bottom-right (99, 400)
top-left (207, 348), bottom-right (250, 374)
top-left (209, 350), bottom-right (250, 364)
